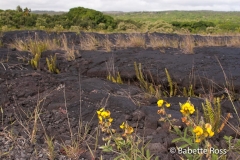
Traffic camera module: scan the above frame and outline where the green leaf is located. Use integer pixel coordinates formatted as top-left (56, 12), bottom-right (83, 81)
top-left (99, 145), bottom-right (113, 152)
top-left (184, 127), bottom-right (188, 138)
top-left (172, 137), bottom-right (182, 143)
top-left (211, 153), bottom-right (218, 160)
top-left (185, 154), bottom-right (194, 160)
top-left (180, 143), bottom-right (190, 149)
top-left (191, 143), bottom-right (199, 150)
top-left (183, 138), bottom-right (193, 145)
top-left (173, 126), bottom-right (182, 135)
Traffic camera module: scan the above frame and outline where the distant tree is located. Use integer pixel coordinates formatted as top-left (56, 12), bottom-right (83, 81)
top-left (16, 5), bottom-right (23, 12)
top-left (67, 7), bottom-right (116, 29)
top-left (23, 7), bottom-right (31, 16)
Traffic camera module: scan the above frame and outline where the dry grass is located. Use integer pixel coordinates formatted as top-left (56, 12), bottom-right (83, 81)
top-left (115, 34), bottom-right (129, 48)
top-left (225, 36), bottom-right (240, 47)
top-left (180, 35), bottom-right (195, 54)
top-left (11, 33), bottom-right (78, 61)
top-left (149, 35), bottom-right (179, 49)
top-left (80, 34), bottom-right (99, 50)
top-left (149, 35), bottom-right (167, 49)
top-left (114, 34), bottom-right (146, 48)
top-left (11, 34), bottom-right (59, 56)
top-left (128, 34), bottom-right (146, 48)
top-left (61, 34), bottom-right (76, 61)
top-left (196, 36), bottom-right (240, 48)
top-left (100, 35), bottom-right (113, 52)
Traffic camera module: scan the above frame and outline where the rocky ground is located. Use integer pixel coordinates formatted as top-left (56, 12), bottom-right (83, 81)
top-left (0, 31), bottom-right (240, 159)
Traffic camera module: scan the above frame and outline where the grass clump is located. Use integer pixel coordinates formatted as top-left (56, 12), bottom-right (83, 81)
top-left (61, 34), bottom-right (76, 61)
top-left (30, 52), bottom-right (41, 69)
top-left (12, 34), bottom-right (58, 56)
top-left (165, 68), bottom-right (174, 97)
top-left (180, 34), bottom-right (195, 54)
top-left (44, 136), bottom-right (55, 160)
top-left (183, 84), bottom-right (195, 97)
top-left (80, 34), bottom-right (99, 50)
top-left (107, 72), bottom-right (123, 84)
top-left (202, 98), bottom-right (222, 133)
top-left (106, 56), bottom-right (123, 84)
top-left (134, 62), bottom-right (161, 98)
top-left (128, 34), bottom-right (146, 48)
top-left (46, 54), bottom-right (60, 74)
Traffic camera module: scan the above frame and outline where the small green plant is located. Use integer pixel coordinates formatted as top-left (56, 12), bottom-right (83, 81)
top-left (44, 135), bottom-right (55, 160)
top-left (106, 57), bottom-right (123, 84)
top-left (183, 84), bottom-right (195, 97)
top-left (134, 62), bottom-right (162, 98)
top-left (165, 68), bottom-right (176, 97)
top-left (107, 72), bottom-right (123, 84)
top-left (46, 54), bottom-right (60, 74)
top-left (202, 97), bottom-right (222, 133)
top-left (30, 52), bottom-right (41, 69)
top-left (224, 136), bottom-right (240, 155)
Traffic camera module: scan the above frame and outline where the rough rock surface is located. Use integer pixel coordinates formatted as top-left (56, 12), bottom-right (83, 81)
top-left (0, 31), bottom-right (240, 159)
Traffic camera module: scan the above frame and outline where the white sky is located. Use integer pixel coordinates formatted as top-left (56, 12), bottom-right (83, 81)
top-left (0, 0), bottom-right (240, 12)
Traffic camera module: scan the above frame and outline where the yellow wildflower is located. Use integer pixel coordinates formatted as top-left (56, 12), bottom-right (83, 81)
top-left (100, 110), bottom-right (110, 118)
top-left (125, 126), bottom-right (134, 135)
top-left (205, 123), bottom-right (214, 137)
top-left (108, 117), bottom-right (113, 123)
top-left (208, 130), bottom-right (214, 137)
top-left (120, 122), bottom-right (125, 129)
top-left (120, 122), bottom-right (134, 135)
top-left (180, 101), bottom-right (195, 115)
top-left (193, 126), bottom-right (204, 136)
top-left (195, 137), bottom-right (202, 143)
top-left (157, 100), bottom-right (164, 107)
top-left (165, 103), bottom-right (171, 107)
top-left (97, 108), bottom-right (104, 115)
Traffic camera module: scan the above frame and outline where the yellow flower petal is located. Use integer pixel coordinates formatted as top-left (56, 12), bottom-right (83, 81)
top-left (108, 118), bottom-right (113, 123)
top-left (165, 103), bottom-right (171, 107)
top-left (180, 101), bottom-right (195, 115)
top-left (97, 108), bottom-right (104, 115)
top-left (208, 131), bottom-right (214, 137)
top-left (101, 110), bottom-right (111, 118)
top-left (120, 122), bottom-right (125, 129)
top-left (125, 126), bottom-right (134, 134)
top-left (205, 123), bottom-right (212, 130)
top-left (157, 100), bottom-right (164, 107)
top-left (193, 126), bottom-right (204, 136)
top-left (195, 138), bottom-right (201, 143)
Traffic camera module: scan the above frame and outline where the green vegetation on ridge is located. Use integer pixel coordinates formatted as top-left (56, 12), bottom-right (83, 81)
top-left (1, 6), bottom-right (240, 34)
top-left (0, 6), bottom-right (117, 31)
top-left (106, 11), bottom-right (240, 33)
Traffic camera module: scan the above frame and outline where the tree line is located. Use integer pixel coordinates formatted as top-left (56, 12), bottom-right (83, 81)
top-left (0, 6), bottom-right (117, 30)
top-left (1, 6), bottom-right (239, 33)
